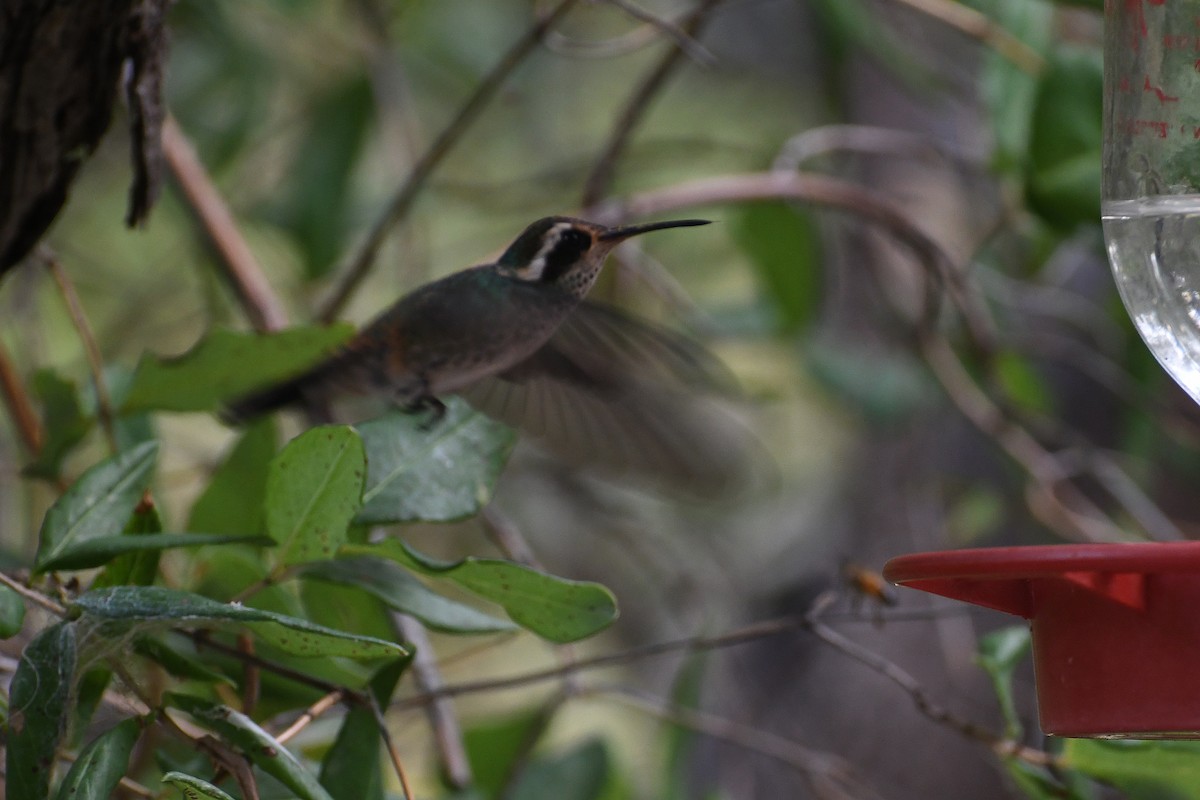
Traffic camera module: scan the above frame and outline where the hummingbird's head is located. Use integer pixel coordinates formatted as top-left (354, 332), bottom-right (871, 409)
top-left (497, 216), bottom-right (710, 297)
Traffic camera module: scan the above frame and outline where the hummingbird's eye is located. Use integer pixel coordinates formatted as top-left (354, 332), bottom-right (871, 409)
top-left (540, 228), bottom-right (593, 283)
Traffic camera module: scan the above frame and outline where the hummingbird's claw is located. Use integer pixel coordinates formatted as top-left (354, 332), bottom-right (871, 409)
top-left (405, 395), bottom-right (447, 431)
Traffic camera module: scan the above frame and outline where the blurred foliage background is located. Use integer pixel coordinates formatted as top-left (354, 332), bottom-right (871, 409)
top-left (7, 0), bottom-right (1200, 798)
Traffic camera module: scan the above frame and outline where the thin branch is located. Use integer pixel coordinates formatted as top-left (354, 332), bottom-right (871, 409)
top-left (885, 0), bottom-right (1045, 74)
top-left (580, 0), bottom-right (724, 207)
top-left (276, 689), bottom-right (345, 745)
top-left (318, 0), bottom-right (582, 322)
top-left (42, 249), bottom-right (117, 453)
top-left (0, 335), bottom-right (43, 455)
top-left (601, 686), bottom-right (884, 800)
top-left (394, 613), bottom-right (473, 789)
top-left (393, 612), bottom-right (813, 710)
top-left (162, 115), bottom-right (289, 333)
top-left (804, 593), bottom-right (1057, 768)
top-left (599, 0), bottom-right (716, 65)
top-left (0, 572), bottom-right (68, 617)
top-left (369, 693), bottom-right (416, 800)
top-left (590, 170), bottom-right (997, 352)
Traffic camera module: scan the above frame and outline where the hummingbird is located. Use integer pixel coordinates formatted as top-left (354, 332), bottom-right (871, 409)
top-left (223, 216), bottom-right (751, 490)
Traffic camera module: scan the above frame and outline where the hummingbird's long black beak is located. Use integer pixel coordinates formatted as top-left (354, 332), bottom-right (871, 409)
top-left (598, 218), bottom-right (711, 242)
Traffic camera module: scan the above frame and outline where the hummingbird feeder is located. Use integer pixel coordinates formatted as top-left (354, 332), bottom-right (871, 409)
top-left (884, 542), bottom-right (1200, 738)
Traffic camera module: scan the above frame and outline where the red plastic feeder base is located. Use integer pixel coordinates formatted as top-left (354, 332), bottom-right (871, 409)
top-left (884, 543), bottom-right (1200, 738)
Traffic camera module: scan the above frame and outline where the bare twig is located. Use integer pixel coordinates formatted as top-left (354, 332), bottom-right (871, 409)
top-left (162, 115), bottom-right (289, 333)
top-left (601, 686), bottom-right (884, 799)
top-left (599, 0), bottom-right (716, 65)
top-left (580, 0), bottom-right (724, 207)
top-left (318, 0), bottom-right (582, 322)
top-left (369, 694), bottom-right (416, 800)
top-left (804, 593), bottom-right (1057, 768)
top-left (276, 689), bottom-right (345, 745)
top-left (394, 613), bottom-right (473, 788)
top-left (0, 336), bottom-right (43, 456)
top-left (42, 249), bottom-right (117, 453)
top-left (886, 0), bottom-right (1045, 74)
top-left (0, 572), bottom-right (68, 617)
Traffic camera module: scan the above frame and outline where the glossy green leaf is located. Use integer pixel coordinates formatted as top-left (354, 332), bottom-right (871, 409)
top-left (356, 399), bottom-right (516, 524)
top-left (70, 586), bottom-right (406, 660)
top-left (40, 532), bottom-right (271, 573)
top-left (162, 771), bottom-right (237, 800)
top-left (188, 418), bottom-right (276, 535)
top-left (272, 75), bottom-right (374, 279)
top-left (1063, 739), bottom-right (1200, 799)
top-left (167, 693), bottom-right (335, 800)
top-left (34, 440), bottom-right (159, 573)
top-left (53, 717), bottom-right (140, 800)
top-left (509, 738), bottom-right (611, 800)
top-left (23, 369), bottom-right (92, 481)
top-left (343, 541), bottom-right (617, 643)
top-left (7, 622), bottom-right (77, 800)
top-left (267, 426), bottom-right (365, 565)
top-left (1026, 46), bottom-right (1102, 230)
top-left (122, 325), bottom-right (354, 413)
top-left (318, 659), bottom-right (409, 800)
top-left (731, 203), bottom-right (821, 333)
top-left (300, 557), bottom-right (515, 634)
top-left (975, 625), bottom-right (1032, 740)
top-left (1003, 759), bottom-right (1084, 800)
top-left (0, 583), bottom-right (25, 638)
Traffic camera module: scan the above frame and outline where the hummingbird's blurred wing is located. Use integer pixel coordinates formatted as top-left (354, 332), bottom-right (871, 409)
top-left (458, 302), bottom-right (754, 494)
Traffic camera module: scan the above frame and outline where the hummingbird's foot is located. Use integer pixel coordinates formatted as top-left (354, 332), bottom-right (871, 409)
top-left (405, 395), bottom-right (447, 430)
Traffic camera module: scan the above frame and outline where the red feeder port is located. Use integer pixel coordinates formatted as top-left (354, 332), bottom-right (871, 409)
top-left (884, 543), bottom-right (1200, 738)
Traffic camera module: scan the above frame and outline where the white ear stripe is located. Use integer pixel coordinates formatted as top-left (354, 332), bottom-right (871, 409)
top-left (522, 222), bottom-right (572, 281)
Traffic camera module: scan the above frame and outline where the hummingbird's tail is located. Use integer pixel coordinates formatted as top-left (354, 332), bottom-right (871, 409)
top-left (220, 368), bottom-right (322, 424)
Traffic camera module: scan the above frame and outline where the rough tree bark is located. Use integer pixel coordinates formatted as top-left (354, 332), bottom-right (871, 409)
top-left (0, 0), bottom-right (169, 277)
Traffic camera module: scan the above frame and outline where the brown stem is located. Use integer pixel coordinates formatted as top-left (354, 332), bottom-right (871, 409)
top-left (580, 0), bottom-right (724, 207)
top-left (0, 336), bottom-right (43, 456)
top-left (318, 0), bottom-right (582, 323)
top-left (162, 115), bottom-right (289, 333)
top-left (42, 249), bottom-right (117, 453)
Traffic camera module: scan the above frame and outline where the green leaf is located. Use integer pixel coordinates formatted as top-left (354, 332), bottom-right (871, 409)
top-left (7, 622), bottom-right (77, 800)
top-left (994, 351), bottom-right (1051, 415)
top-left (356, 400), bottom-right (516, 524)
top-left (122, 325), bottom-right (354, 414)
top-left (0, 583), bottom-right (25, 638)
top-left (92, 492), bottom-right (165, 588)
top-left (188, 418), bottom-right (276, 535)
top-left (71, 669), bottom-right (112, 745)
top-left (509, 738), bottom-right (611, 800)
top-left (1063, 739), bottom-right (1200, 799)
top-left (300, 557), bottom-right (516, 634)
top-left (267, 426), bottom-right (365, 566)
top-left (343, 541), bottom-right (617, 643)
top-left (271, 75), bottom-right (374, 279)
top-left (973, 0), bottom-right (1054, 172)
top-left (975, 625), bottom-right (1032, 740)
top-left (34, 440), bottom-right (159, 573)
top-left (1025, 46), bottom-right (1102, 230)
top-left (730, 203), bottom-right (822, 333)
top-left (464, 712), bottom-right (548, 796)
top-left (133, 636), bottom-right (237, 687)
top-left (53, 717), bottom-right (140, 800)
top-left (23, 369), bottom-right (92, 481)
top-left (40, 532), bottom-right (271, 573)
top-left (162, 771), bottom-right (237, 800)
top-left (318, 659), bottom-right (410, 800)
top-left (70, 586), bottom-right (406, 660)
top-left (167, 693), bottom-right (335, 800)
